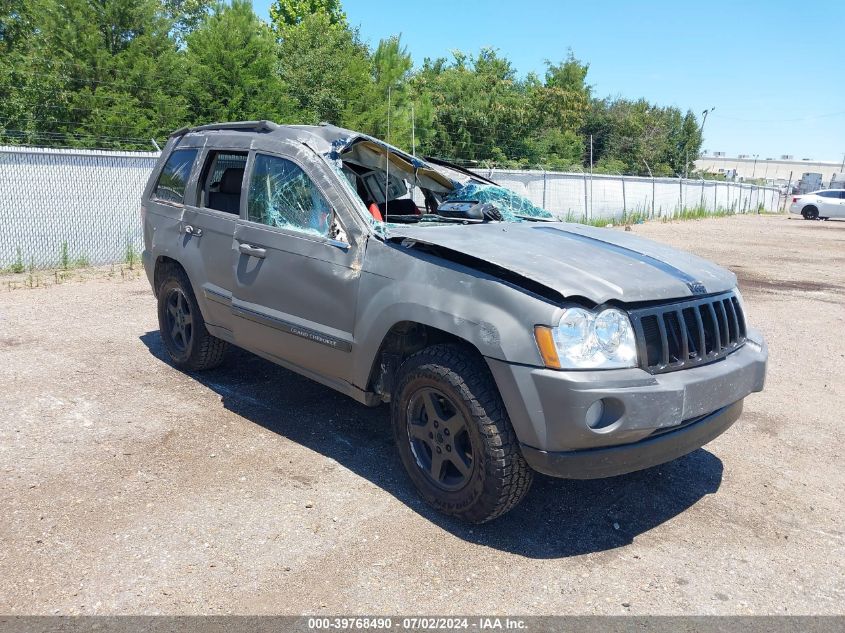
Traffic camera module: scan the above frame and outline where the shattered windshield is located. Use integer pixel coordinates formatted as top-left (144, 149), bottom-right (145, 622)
top-left (325, 136), bottom-right (555, 235)
top-left (442, 182), bottom-right (553, 222)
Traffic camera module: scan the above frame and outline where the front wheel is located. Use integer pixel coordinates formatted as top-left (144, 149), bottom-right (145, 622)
top-left (391, 344), bottom-right (533, 523)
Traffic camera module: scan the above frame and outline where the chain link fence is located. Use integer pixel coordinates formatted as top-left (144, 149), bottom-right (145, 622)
top-left (0, 145), bottom-right (159, 269)
top-left (0, 146), bottom-right (781, 269)
top-left (487, 169), bottom-right (781, 220)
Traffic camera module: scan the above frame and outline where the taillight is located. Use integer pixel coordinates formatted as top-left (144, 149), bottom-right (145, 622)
top-left (792, 197), bottom-right (798, 203)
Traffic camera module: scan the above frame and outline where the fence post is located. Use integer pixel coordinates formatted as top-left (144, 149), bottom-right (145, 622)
top-left (714, 179), bottom-right (718, 211)
top-left (652, 177), bottom-right (656, 218)
top-left (542, 171), bottom-right (547, 209)
top-left (583, 173), bottom-right (589, 221)
top-left (679, 177), bottom-right (683, 214)
top-left (621, 176), bottom-right (627, 217)
top-left (783, 170), bottom-right (793, 212)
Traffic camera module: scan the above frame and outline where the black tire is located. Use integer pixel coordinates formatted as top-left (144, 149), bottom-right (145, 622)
top-left (391, 344), bottom-right (533, 523)
top-left (802, 206), bottom-right (819, 220)
top-left (157, 267), bottom-right (228, 371)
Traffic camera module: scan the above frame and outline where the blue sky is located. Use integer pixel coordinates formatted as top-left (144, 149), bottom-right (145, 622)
top-left (254, 0), bottom-right (845, 162)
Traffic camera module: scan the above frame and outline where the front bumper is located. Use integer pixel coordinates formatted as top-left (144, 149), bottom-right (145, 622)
top-left (486, 328), bottom-right (767, 479)
top-left (521, 400), bottom-right (742, 478)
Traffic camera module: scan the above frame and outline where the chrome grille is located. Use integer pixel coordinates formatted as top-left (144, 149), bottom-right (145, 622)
top-left (629, 292), bottom-right (746, 374)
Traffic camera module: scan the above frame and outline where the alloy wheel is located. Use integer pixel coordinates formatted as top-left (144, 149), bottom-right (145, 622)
top-left (165, 288), bottom-right (193, 353)
top-left (406, 387), bottom-right (474, 491)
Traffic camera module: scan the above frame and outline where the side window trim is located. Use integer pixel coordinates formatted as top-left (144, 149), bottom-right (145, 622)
top-left (243, 149), bottom-right (347, 246)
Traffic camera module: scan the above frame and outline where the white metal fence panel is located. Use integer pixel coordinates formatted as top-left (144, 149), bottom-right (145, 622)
top-left (0, 146), bottom-right (159, 268)
top-left (0, 146), bottom-right (780, 269)
top-left (486, 169), bottom-right (779, 221)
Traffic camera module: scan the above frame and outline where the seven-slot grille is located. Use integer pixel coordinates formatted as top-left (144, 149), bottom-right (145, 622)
top-left (629, 291), bottom-right (746, 374)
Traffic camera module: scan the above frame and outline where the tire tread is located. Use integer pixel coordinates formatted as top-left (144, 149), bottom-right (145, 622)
top-left (393, 344), bottom-right (533, 523)
top-left (158, 265), bottom-right (228, 371)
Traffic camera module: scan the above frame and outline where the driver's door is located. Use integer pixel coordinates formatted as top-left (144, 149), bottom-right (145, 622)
top-left (231, 145), bottom-right (362, 383)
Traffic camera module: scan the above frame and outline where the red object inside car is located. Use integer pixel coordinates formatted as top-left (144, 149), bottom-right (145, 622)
top-left (368, 202), bottom-right (384, 222)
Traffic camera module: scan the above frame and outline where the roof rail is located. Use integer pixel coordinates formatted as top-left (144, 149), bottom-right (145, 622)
top-left (188, 120), bottom-right (280, 134)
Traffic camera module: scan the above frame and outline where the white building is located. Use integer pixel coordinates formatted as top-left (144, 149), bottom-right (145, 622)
top-left (695, 154), bottom-right (844, 186)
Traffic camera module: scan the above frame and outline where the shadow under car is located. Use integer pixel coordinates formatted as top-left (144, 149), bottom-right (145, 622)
top-left (140, 331), bottom-right (724, 559)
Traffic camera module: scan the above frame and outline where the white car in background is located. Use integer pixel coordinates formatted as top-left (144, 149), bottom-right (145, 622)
top-left (790, 189), bottom-right (845, 220)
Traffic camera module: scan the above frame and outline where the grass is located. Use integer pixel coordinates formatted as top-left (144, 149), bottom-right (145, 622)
top-left (125, 240), bottom-right (138, 270)
top-left (7, 248), bottom-right (24, 274)
top-left (560, 204), bottom-right (781, 228)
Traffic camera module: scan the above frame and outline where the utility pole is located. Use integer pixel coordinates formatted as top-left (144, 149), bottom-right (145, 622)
top-left (752, 154), bottom-right (759, 179)
top-left (589, 134), bottom-right (594, 220)
top-left (384, 87), bottom-right (391, 216)
top-left (698, 107), bottom-right (715, 174)
top-left (700, 107), bottom-right (715, 138)
top-left (410, 104), bottom-right (417, 201)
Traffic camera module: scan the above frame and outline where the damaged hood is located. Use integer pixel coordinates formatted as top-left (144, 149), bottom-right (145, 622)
top-left (390, 222), bottom-right (737, 305)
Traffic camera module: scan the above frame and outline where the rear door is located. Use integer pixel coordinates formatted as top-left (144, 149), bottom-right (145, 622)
top-left (179, 149), bottom-right (248, 336)
top-left (231, 142), bottom-right (363, 381)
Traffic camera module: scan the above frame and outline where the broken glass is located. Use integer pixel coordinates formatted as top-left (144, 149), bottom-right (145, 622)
top-left (248, 154), bottom-right (332, 238)
top-left (443, 182), bottom-right (553, 222)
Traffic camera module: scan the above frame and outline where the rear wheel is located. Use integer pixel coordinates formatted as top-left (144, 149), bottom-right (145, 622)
top-left (391, 344), bottom-right (533, 523)
top-left (157, 268), bottom-right (228, 370)
top-left (802, 206), bottom-right (819, 220)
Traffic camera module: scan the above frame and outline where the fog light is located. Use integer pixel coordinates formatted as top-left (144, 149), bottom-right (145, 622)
top-left (585, 398), bottom-right (624, 432)
top-left (585, 400), bottom-right (605, 429)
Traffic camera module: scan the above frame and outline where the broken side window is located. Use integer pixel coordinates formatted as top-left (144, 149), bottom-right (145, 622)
top-left (247, 154), bottom-right (332, 238)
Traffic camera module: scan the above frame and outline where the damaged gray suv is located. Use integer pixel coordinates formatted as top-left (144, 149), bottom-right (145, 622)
top-left (142, 121), bottom-right (768, 523)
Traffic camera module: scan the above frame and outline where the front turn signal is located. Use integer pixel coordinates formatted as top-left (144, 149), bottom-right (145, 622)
top-left (534, 326), bottom-right (561, 369)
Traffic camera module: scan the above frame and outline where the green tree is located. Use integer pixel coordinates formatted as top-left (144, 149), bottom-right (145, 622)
top-left (5, 0), bottom-right (189, 148)
top-left (185, 0), bottom-right (294, 124)
top-left (346, 35), bottom-right (415, 149)
top-left (160, 0), bottom-right (214, 46)
top-left (524, 52), bottom-right (592, 167)
top-left (269, 0), bottom-right (345, 36)
top-left (414, 48), bottom-right (533, 166)
top-left (0, 0), bottom-right (40, 140)
top-left (277, 12), bottom-right (370, 125)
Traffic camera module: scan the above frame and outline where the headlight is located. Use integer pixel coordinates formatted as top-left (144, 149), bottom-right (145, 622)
top-left (534, 307), bottom-right (638, 369)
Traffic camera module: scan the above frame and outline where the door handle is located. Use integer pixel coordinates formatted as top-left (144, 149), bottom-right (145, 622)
top-left (238, 243), bottom-right (267, 259)
top-left (184, 224), bottom-right (203, 237)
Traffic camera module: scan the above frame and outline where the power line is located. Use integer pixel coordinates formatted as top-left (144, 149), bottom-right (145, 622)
top-left (7, 67), bottom-right (186, 93)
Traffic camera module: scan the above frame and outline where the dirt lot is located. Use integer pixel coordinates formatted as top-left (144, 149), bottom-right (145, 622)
top-left (0, 214), bottom-right (842, 615)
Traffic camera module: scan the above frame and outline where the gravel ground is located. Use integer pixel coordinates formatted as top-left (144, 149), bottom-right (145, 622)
top-left (0, 214), bottom-right (842, 615)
